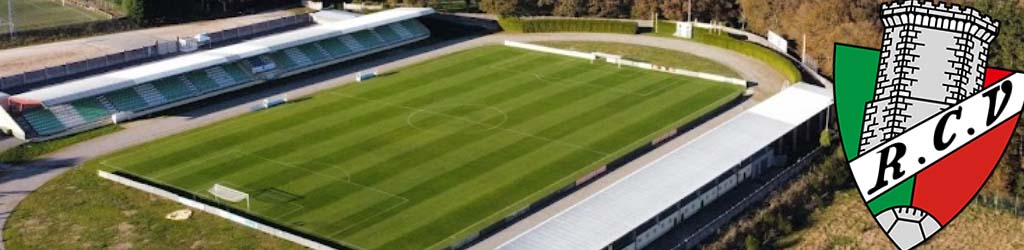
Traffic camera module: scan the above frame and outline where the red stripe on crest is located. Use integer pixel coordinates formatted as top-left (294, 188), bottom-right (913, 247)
top-left (912, 114), bottom-right (1020, 225)
top-left (985, 68), bottom-right (1014, 87)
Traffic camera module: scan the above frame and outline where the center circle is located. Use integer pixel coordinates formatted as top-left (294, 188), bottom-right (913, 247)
top-left (407, 104), bottom-right (508, 133)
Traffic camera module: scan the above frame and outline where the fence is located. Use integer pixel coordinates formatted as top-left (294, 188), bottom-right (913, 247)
top-left (503, 40), bottom-right (596, 60)
top-left (0, 14), bottom-right (313, 94)
top-left (98, 170), bottom-right (348, 250)
top-left (203, 14), bottom-right (312, 47)
top-left (503, 41), bottom-right (748, 86)
top-left (671, 147), bottom-right (825, 250)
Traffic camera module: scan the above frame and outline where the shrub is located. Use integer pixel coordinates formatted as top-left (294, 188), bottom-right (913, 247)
top-left (498, 18), bottom-right (638, 34)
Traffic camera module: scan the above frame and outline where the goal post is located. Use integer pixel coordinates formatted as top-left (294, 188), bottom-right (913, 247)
top-left (209, 184), bottom-right (251, 210)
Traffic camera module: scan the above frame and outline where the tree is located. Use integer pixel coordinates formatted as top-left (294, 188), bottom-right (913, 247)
top-left (480, 0), bottom-right (520, 16)
top-left (536, 0), bottom-right (557, 8)
top-left (552, 0), bottom-right (584, 17)
top-left (631, 0), bottom-right (659, 19)
top-left (744, 235), bottom-right (760, 250)
top-left (587, 0), bottom-right (630, 18)
top-left (121, 0), bottom-right (145, 23)
top-left (659, 0), bottom-right (687, 21)
top-left (690, 0), bottom-right (740, 23)
top-left (820, 129), bottom-right (831, 147)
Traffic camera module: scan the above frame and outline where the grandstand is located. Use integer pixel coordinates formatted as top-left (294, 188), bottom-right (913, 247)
top-left (0, 8), bottom-right (435, 141)
top-left (492, 83), bottom-right (832, 250)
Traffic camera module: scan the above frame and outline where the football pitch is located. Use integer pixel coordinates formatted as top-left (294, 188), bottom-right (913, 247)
top-left (0, 0), bottom-right (109, 31)
top-left (100, 46), bottom-right (744, 249)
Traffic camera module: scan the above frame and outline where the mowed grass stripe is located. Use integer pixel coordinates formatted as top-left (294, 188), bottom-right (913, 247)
top-left (291, 65), bottom-right (658, 236)
top-left (161, 51), bottom-right (553, 190)
top-left (374, 87), bottom-right (734, 249)
top-left (106, 46), bottom-right (743, 250)
top-left (224, 55), bottom-right (586, 203)
top-left (358, 73), bottom-right (715, 248)
top-left (141, 48), bottom-right (525, 176)
top-left (112, 47), bottom-right (518, 176)
top-left (245, 56), bottom-right (607, 225)
top-left (283, 59), bottom-right (663, 220)
top-left (168, 52), bottom-right (577, 226)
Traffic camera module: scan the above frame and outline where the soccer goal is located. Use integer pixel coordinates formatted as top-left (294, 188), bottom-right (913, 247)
top-left (209, 184), bottom-right (251, 210)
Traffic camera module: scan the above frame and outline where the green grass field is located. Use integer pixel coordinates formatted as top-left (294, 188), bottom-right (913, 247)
top-left (0, 0), bottom-right (109, 31)
top-left (97, 46), bottom-right (742, 249)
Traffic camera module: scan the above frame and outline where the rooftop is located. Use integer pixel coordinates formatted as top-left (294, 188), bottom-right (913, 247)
top-left (495, 83), bottom-right (832, 250)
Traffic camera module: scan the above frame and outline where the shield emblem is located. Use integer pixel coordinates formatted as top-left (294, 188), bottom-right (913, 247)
top-left (832, 2), bottom-right (1024, 249)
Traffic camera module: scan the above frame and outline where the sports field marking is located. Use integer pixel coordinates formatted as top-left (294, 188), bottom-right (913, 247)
top-left (404, 103), bottom-right (509, 133)
top-left (218, 153), bottom-right (405, 250)
top-left (485, 63), bottom-right (666, 97)
top-left (205, 180), bottom-right (306, 216)
top-left (25, 0), bottom-right (95, 20)
top-left (4, 0), bottom-right (108, 30)
top-left (329, 92), bottom-right (613, 156)
top-left (99, 149), bottom-right (234, 181)
top-left (425, 82), bottom-right (740, 249)
top-left (98, 46), bottom-right (744, 249)
top-left (228, 150), bottom-right (407, 204)
top-left (237, 150), bottom-right (353, 182)
top-left (326, 196), bottom-right (409, 239)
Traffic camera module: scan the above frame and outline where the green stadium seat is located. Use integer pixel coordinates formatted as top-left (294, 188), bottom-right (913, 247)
top-left (222, 63), bottom-right (254, 83)
top-left (404, 20), bottom-right (429, 35)
top-left (374, 26), bottom-right (402, 43)
top-left (184, 71), bottom-right (220, 93)
top-left (103, 88), bottom-right (149, 112)
top-left (339, 35), bottom-right (366, 50)
top-left (298, 43), bottom-right (329, 63)
top-left (269, 52), bottom-right (298, 70)
top-left (318, 38), bottom-right (353, 57)
top-left (351, 30), bottom-right (384, 48)
top-left (23, 109), bottom-right (65, 136)
top-left (151, 78), bottom-right (194, 101)
top-left (70, 98), bottom-right (110, 122)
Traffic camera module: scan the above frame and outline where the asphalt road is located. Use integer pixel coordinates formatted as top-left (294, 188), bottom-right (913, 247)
top-left (0, 10), bottom-right (298, 77)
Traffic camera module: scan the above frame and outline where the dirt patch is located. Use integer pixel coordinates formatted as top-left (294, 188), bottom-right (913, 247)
top-left (122, 209), bottom-right (138, 217)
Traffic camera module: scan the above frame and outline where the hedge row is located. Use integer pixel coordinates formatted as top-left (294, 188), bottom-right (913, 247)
top-left (498, 18), bottom-right (638, 34)
top-left (655, 21), bottom-right (802, 83)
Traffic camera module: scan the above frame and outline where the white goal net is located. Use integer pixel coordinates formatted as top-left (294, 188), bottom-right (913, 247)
top-left (209, 184), bottom-right (251, 210)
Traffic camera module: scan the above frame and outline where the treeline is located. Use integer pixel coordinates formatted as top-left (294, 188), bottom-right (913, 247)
top-left (116, 0), bottom-right (300, 24)
top-left (746, 0), bottom-right (1024, 196)
top-left (478, 0), bottom-right (740, 22)
top-left (741, 0), bottom-right (1024, 77)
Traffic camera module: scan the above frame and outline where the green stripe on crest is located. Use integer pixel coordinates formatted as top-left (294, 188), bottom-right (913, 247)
top-left (868, 177), bottom-right (916, 215)
top-left (833, 45), bottom-right (880, 160)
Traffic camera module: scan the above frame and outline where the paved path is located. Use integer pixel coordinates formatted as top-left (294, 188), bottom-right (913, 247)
top-left (0, 32), bottom-right (791, 249)
top-left (0, 10), bottom-right (299, 76)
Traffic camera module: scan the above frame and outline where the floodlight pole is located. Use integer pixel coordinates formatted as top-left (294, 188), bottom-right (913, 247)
top-left (687, 0), bottom-right (692, 22)
top-left (6, 0), bottom-right (13, 37)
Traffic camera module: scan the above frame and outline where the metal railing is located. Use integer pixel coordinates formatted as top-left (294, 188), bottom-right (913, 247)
top-left (0, 14), bottom-right (313, 94)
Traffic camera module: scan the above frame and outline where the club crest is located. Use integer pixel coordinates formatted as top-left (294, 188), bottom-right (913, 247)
top-left (833, 1), bottom-right (1024, 249)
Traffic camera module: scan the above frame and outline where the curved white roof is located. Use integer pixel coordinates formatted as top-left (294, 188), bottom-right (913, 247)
top-left (496, 83), bottom-right (833, 250)
top-left (15, 7), bottom-right (435, 107)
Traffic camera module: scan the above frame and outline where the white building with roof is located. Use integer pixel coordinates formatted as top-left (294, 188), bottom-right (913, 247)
top-left (0, 8), bottom-right (435, 141)
top-left (493, 83), bottom-right (833, 250)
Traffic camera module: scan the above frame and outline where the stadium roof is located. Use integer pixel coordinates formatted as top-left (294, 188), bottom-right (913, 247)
top-left (495, 83), bottom-right (832, 250)
top-left (12, 8), bottom-right (435, 107)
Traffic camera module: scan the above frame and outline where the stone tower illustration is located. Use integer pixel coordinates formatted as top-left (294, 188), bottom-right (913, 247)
top-left (859, 0), bottom-right (1000, 153)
